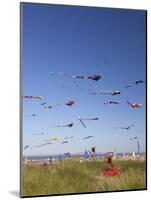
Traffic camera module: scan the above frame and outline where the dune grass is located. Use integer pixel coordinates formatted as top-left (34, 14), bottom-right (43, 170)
top-left (22, 160), bottom-right (146, 197)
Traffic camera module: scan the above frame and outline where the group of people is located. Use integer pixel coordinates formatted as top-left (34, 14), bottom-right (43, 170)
top-left (84, 146), bottom-right (96, 160)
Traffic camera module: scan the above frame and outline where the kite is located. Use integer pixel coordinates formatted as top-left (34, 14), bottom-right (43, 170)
top-left (78, 118), bottom-right (86, 127)
top-left (111, 91), bottom-right (121, 96)
top-left (23, 96), bottom-right (33, 99)
top-left (135, 80), bottom-right (145, 85)
top-left (45, 142), bottom-right (52, 145)
top-left (51, 137), bottom-right (59, 141)
top-left (88, 90), bottom-right (121, 96)
top-left (125, 84), bottom-right (132, 88)
top-left (34, 96), bottom-right (43, 100)
top-left (49, 72), bottom-right (101, 93)
top-left (41, 102), bottom-right (63, 110)
top-left (49, 72), bottom-right (101, 81)
top-left (23, 96), bottom-right (43, 100)
top-left (31, 114), bottom-right (36, 117)
top-left (32, 132), bottom-right (45, 136)
top-left (80, 117), bottom-right (99, 121)
top-left (62, 141), bottom-right (69, 144)
top-left (24, 145), bottom-right (30, 150)
top-left (120, 126), bottom-right (131, 130)
top-left (65, 100), bottom-right (75, 106)
top-left (137, 140), bottom-right (140, 155)
top-left (72, 75), bottom-right (101, 81)
top-left (127, 101), bottom-right (143, 108)
top-left (44, 137), bottom-right (71, 143)
top-left (49, 72), bottom-right (102, 93)
top-left (64, 136), bottom-right (73, 140)
top-left (129, 136), bottom-right (138, 140)
top-left (43, 105), bottom-right (53, 109)
top-left (41, 103), bottom-right (46, 106)
top-left (130, 137), bottom-right (140, 155)
top-left (78, 116), bottom-right (99, 127)
top-left (83, 136), bottom-right (94, 140)
top-left (49, 72), bottom-right (55, 76)
top-left (40, 100), bottom-right (74, 110)
top-left (120, 124), bottom-right (135, 130)
top-left (104, 101), bottom-right (120, 105)
top-left (48, 106), bottom-right (53, 109)
top-left (55, 123), bottom-right (74, 128)
top-left (41, 102), bottom-right (53, 109)
top-left (56, 72), bottom-right (101, 81)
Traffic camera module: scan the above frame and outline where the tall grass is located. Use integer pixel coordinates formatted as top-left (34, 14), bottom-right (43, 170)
top-left (22, 160), bottom-right (146, 197)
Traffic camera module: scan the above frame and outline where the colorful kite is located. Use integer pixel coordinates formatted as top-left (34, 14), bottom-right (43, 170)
top-left (127, 101), bottom-right (143, 108)
top-left (65, 100), bottom-right (75, 106)
top-left (51, 137), bottom-right (59, 141)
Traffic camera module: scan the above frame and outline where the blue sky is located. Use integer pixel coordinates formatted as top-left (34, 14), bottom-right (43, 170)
top-left (22, 3), bottom-right (146, 156)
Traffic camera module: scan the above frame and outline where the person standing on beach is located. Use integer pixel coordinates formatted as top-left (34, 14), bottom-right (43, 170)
top-left (49, 156), bottom-right (52, 165)
top-left (92, 146), bottom-right (96, 160)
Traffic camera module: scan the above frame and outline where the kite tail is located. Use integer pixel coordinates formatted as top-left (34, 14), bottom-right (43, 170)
top-left (79, 119), bottom-right (87, 127)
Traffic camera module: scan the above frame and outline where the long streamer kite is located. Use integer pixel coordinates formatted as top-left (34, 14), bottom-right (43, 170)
top-left (23, 96), bottom-right (43, 100)
top-left (54, 123), bottom-right (74, 128)
top-left (49, 71), bottom-right (101, 81)
top-left (104, 101), bottom-right (120, 105)
top-left (78, 116), bottom-right (99, 127)
top-left (88, 90), bottom-right (121, 96)
top-left (83, 136), bottom-right (94, 140)
top-left (120, 124), bottom-right (135, 130)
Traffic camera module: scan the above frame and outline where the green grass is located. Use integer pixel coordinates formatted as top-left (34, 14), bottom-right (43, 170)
top-left (22, 160), bottom-right (146, 197)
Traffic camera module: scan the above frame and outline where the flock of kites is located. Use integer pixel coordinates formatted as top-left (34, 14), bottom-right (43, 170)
top-left (23, 70), bottom-right (145, 152)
